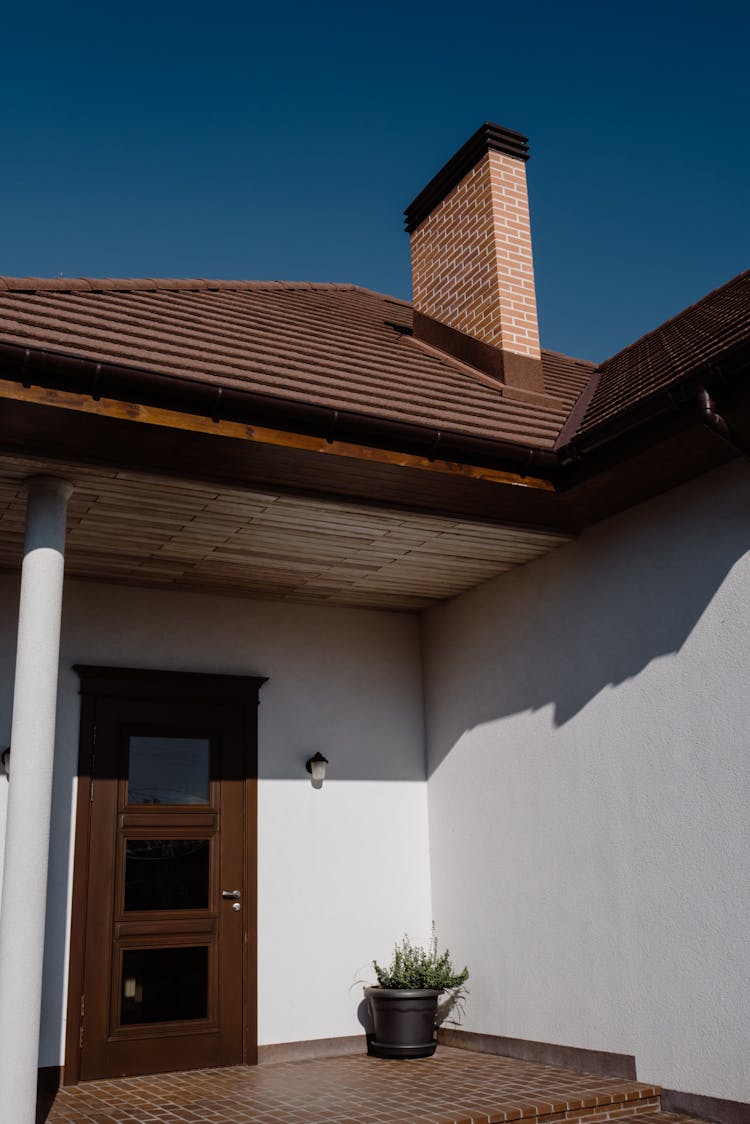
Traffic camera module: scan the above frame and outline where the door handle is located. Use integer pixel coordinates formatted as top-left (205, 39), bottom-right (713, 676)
top-left (222, 889), bottom-right (241, 900)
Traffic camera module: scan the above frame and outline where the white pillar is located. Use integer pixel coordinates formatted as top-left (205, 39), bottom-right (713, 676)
top-left (0, 476), bottom-right (72, 1124)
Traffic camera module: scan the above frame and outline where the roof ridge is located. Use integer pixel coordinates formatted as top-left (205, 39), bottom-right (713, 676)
top-left (0, 276), bottom-right (402, 299)
top-left (598, 267), bottom-right (750, 372)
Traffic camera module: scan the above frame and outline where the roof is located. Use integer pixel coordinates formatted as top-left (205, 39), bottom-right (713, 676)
top-left (578, 269), bottom-right (750, 437)
top-left (0, 272), bottom-right (747, 461)
top-left (0, 277), bottom-right (591, 451)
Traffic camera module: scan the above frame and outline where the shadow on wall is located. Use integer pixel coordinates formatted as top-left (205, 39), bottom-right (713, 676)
top-left (423, 460), bottom-right (750, 774)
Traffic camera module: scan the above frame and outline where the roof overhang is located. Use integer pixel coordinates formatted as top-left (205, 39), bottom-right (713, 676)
top-left (0, 320), bottom-right (748, 618)
top-left (1, 334), bottom-right (749, 533)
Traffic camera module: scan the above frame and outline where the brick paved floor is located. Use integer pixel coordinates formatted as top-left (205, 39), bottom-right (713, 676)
top-left (39, 1048), bottom-right (705, 1124)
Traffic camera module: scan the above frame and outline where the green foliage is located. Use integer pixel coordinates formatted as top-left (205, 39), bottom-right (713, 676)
top-left (373, 925), bottom-right (469, 991)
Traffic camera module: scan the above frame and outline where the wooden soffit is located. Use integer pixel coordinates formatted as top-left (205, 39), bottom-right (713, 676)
top-left (0, 453), bottom-right (572, 611)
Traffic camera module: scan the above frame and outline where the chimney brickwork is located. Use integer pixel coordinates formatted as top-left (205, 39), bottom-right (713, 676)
top-left (405, 124), bottom-right (544, 392)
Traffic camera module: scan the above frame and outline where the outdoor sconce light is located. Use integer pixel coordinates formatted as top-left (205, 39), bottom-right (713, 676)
top-left (1, 747), bottom-right (9, 777)
top-left (305, 752), bottom-right (329, 784)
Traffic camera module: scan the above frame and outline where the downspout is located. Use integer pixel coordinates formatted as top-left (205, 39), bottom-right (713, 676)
top-left (696, 386), bottom-right (750, 459)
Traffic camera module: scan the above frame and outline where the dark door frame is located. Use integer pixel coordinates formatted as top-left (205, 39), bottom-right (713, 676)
top-left (64, 666), bottom-right (266, 1086)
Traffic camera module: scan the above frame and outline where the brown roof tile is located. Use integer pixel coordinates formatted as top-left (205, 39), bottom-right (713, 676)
top-left (2, 272), bottom-right (746, 460)
top-left (535, 348), bottom-right (594, 406)
top-left (578, 269), bottom-right (750, 437)
top-left (0, 278), bottom-right (588, 450)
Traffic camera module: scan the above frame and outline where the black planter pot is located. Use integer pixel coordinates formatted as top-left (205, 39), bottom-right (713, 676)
top-left (365, 987), bottom-right (440, 1059)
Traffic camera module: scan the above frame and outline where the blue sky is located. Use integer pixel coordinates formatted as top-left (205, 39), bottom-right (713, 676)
top-left (1, 1), bottom-right (748, 361)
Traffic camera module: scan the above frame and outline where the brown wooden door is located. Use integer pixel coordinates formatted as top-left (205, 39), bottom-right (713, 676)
top-left (69, 668), bottom-right (263, 1082)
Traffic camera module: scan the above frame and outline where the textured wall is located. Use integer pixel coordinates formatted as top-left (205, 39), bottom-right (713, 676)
top-left (0, 580), bottom-right (431, 1065)
top-left (423, 460), bottom-right (750, 1103)
top-left (2, 459), bottom-right (748, 1096)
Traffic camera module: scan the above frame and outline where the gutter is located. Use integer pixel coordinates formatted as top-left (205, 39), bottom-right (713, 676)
top-left (696, 385), bottom-right (750, 459)
top-left (556, 341), bottom-right (750, 469)
top-left (3, 340), bottom-right (750, 484)
top-left (0, 340), bottom-right (559, 477)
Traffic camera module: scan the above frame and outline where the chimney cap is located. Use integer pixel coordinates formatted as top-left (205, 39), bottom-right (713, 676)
top-left (404, 122), bottom-right (529, 233)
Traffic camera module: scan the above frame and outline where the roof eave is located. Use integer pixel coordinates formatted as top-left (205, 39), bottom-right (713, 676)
top-left (2, 332), bottom-right (748, 505)
top-left (557, 336), bottom-right (750, 469)
top-left (0, 340), bottom-right (560, 478)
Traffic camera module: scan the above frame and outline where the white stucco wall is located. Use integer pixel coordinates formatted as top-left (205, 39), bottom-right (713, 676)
top-left (0, 580), bottom-right (431, 1066)
top-left (423, 460), bottom-right (750, 1103)
top-left (1, 459), bottom-right (748, 1099)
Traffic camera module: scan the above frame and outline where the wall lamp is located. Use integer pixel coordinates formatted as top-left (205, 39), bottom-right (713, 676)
top-left (305, 752), bottom-right (329, 785)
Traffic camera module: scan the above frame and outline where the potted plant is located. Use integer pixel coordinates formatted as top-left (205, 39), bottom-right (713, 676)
top-left (365, 926), bottom-right (468, 1059)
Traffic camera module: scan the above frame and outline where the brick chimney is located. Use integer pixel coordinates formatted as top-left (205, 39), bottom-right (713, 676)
top-left (405, 123), bottom-right (543, 393)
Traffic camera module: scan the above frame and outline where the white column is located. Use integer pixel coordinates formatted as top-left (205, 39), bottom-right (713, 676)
top-left (0, 476), bottom-right (72, 1124)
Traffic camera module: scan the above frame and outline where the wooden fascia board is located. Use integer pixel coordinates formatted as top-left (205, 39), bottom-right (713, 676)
top-left (0, 378), bottom-right (554, 493)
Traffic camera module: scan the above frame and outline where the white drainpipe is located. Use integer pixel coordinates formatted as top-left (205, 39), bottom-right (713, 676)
top-left (0, 476), bottom-right (73, 1124)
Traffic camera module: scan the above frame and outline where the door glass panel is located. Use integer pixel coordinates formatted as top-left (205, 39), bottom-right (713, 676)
top-left (124, 839), bottom-right (210, 912)
top-left (120, 946), bottom-right (209, 1025)
top-left (127, 736), bottom-right (210, 805)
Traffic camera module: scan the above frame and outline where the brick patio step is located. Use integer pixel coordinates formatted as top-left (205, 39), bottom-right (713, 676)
top-left (479, 1080), bottom-right (661, 1124)
top-left (38, 1049), bottom-right (718, 1124)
